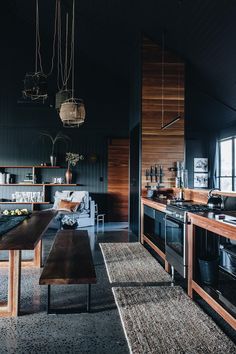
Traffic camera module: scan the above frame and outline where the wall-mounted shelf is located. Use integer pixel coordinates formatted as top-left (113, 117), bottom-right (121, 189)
top-left (0, 166), bottom-right (81, 210)
top-left (0, 184), bottom-right (79, 186)
top-left (0, 202), bottom-right (50, 205)
top-left (0, 166), bottom-right (61, 169)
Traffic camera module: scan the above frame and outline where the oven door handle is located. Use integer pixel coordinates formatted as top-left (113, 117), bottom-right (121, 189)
top-left (165, 210), bottom-right (173, 215)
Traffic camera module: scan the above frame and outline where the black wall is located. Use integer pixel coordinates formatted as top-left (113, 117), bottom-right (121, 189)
top-left (185, 63), bottom-right (236, 189)
top-left (0, 7), bottom-right (129, 213)
top-left (129, 33), bottom-right (141, 239)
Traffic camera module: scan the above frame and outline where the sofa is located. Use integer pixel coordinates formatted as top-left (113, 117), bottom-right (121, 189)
top-left (48, 190), bottom-right (96, 229)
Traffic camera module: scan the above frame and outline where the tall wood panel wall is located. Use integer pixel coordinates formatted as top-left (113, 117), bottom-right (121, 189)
top-left (108, 138), bottom-right (129, 221)
top-left (142, 37), bottom-right (185, 192)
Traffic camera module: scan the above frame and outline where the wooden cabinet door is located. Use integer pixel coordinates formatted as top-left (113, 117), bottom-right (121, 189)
top-left (108, 138), bottom-right (129, 221)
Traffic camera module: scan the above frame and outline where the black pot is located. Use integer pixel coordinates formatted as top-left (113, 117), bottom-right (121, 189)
top-left (198, 257), bottom-right (219, 285)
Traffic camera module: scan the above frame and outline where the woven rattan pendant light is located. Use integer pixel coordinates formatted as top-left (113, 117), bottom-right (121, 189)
top-left (22, 0), bottom-right (57, 101)
top-left (59, 0), bottom-right (86, 128)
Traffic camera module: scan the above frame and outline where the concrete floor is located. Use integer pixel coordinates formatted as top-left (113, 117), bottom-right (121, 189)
top-left (0, 223), bottom-right (135, 354)
top-left (0, 223), bottom-right (235, 353)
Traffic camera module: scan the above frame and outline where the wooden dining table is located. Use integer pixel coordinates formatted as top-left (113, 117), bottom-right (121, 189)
top-left (0, 210), bottom-right (57, 317)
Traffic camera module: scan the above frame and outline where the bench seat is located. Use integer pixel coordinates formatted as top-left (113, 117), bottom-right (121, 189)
top-left (39, 230), bottom-right (96, 313)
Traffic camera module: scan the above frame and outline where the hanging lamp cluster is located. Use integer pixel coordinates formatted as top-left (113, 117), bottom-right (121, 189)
top-left (22, 0), bottom-right (85, 128)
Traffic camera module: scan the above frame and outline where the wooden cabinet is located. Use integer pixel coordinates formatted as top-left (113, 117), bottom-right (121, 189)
top-left (187, 212), bottom-right (236, 330)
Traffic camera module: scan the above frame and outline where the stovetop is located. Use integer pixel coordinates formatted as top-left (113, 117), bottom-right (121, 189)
top-left (167, 201), bottom-right (211, 212)
top-left (165, 200), bottom-right (223, 222)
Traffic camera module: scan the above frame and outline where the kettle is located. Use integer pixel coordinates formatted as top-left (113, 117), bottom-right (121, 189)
top-left (207, 188), bottom-right (224, 209)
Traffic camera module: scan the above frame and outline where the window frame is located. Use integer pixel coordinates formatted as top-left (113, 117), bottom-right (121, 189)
top-left (217, 136), bottom-right (235, 191)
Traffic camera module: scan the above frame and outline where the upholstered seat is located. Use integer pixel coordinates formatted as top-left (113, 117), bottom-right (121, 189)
top-left (48, 190), bottom-right (95, 229)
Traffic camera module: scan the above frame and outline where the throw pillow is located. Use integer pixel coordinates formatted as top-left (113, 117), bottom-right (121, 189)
top-left (52, 191), bottom-right (71, 209)
top-left (57, 200), bottom-right (80, 212)
top-left (71, 191), bottom-right (89, 209)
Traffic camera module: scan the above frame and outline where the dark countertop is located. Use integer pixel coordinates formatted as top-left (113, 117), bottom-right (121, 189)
top-left (188, 210), bottom-right (236, 240)
top-left (190, 210), bottom-right (236, 221)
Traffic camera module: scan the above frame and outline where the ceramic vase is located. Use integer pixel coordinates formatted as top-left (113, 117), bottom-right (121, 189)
top-left (65, 168), bottom-right (72, 184)
top-left (50, 155), bottom-right (57, 167)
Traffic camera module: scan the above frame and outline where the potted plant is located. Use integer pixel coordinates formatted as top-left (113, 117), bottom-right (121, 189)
top-left (39, 131), bottom-right (71, 166)
top-left (65, 152), bottom-right (84, 184)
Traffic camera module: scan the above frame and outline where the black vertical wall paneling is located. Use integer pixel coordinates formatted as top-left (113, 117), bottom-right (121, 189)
top-left (129, 32), bottom-right (141, 239)
top-left (0, 9), bottom-right (129, 215)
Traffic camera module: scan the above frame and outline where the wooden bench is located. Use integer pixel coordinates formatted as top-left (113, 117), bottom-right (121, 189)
top-left (39, 229), bottom-right (96, 314)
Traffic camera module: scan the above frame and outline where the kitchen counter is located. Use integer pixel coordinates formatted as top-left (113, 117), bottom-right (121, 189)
top-left (141, 197), bottom-right (167, 212)
top-left (188, 211), bottom-right (236, 241)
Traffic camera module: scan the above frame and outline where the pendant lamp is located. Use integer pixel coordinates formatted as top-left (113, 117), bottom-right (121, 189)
top-left (22, 0), bottom-right (58, 101)
top-left (59, 0), bottom-right (86, 128)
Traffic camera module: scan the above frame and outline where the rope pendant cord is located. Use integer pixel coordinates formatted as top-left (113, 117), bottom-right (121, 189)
top-left (57, 1), bottom-right (73, 91)
top-left (178, 66), bottom-right (180, 117)
top-left (161, 31), bottom-right (165, 129)
top-left (71, 0), bottom-right (75, 99)
top-left (35, 0), bottom-right (59, 76)
top-left (35, 0), bottom-right (38, 73)
top-left (64, 13), bottom-right (69, 90)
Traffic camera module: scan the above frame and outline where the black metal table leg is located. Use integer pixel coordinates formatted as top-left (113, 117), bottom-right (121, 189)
top-left (87, 284), bottom-right (91, 312)
top-left (47, 285), bottom-right (51, 314)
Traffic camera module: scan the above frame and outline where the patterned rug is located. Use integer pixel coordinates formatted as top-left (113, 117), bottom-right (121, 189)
top-left (99, 242), bottom-right (171, 284)
top-left (112, 286), bottom-right (236, 354)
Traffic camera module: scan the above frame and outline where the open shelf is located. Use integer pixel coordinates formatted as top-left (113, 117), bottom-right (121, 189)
top-left (0, 202), bottom-right (50, 204)
top-left (0, 166), bottom-right (61, 169)
top-left (0, 166), bottom-right (81, 210)
top-left (0, 184), bottom-right (79, 186)
top-left (44, 184), bottom-right (79, 186)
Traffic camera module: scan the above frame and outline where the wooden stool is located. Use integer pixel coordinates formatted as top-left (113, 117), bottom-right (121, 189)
top-left (96, 214), bottom-right (105, 231)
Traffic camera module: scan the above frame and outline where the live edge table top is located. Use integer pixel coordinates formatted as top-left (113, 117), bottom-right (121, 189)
top-left (0, 210), bottom-right (57, 250)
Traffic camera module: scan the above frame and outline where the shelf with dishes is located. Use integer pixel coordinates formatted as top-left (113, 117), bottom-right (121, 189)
top-left (0, 202), bottom-right (51, 204)
top-left (0, 165), bottom-right (65, 184)
top-left (0, 184), bottom-right (79, 186)
top-left (0, 166), bottom-right (82, 210)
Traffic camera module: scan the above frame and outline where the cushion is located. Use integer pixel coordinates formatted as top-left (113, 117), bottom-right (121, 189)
top-left (57, 200), bottom-right (80, 212)
top-left (52, 191), bottom-right (71, 209)
top-left (71, 191), bottom-right (89, 210)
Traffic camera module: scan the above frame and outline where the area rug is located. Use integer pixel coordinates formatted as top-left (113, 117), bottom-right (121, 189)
top-left (99, 242), bottom-right (171, 284)
top-left (112, 286), bottom-right (236, 354)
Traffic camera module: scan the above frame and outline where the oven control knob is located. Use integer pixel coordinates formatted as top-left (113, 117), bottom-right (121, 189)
top-left (179, 215), bottom-right (183, 219)
top-left (176, 213), bottom-right (180, 218)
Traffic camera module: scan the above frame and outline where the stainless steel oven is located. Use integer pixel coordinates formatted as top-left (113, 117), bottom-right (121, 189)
top-left (143, 205), bottom-right (165, 252)
top-left (165, 201), bottom-right (218, 279)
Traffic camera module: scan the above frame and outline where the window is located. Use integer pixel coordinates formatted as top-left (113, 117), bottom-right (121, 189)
top-left (218, 137), bottom-right (235, 191)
